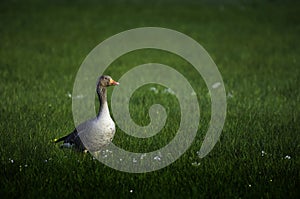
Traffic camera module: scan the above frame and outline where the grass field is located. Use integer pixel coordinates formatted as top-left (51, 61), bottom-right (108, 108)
top-left (1, 0), bottom-right (299, 198)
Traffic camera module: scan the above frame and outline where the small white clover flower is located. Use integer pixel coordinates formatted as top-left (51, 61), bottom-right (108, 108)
top-left (163, 88), bottom-right (175, 95)
top-left (153, 156), bottom-right (161, 161)
top-left (191, 162), bottom-right (201, 166)
top-left (191, 91), bottom-right (197, 96)
top-left (140, 153), bottom-right (147, 160)
top-left (149, 87), bottom-right (159, 94)
top-left (67, 92), bottom-right (72, 98)
top-left (227, 92), bottom-right (234, 98)
top-left (212, 82), bottom-right (221, 89)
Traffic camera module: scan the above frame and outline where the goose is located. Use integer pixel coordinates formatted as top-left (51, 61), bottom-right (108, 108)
top-left (54, 75), bottom-right (119, 152)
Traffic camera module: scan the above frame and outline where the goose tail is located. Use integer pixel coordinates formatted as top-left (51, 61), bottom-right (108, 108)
top-left (53, 135), bottom-right (69, 143)
top-left (53, 129), bottom-right (86, 151)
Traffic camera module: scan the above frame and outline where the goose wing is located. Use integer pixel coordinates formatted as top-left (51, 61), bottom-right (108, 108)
top-left (54, 128), bottom-right (86, 151)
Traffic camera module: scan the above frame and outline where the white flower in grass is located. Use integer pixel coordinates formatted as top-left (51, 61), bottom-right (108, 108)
top-left (212, 82), bottom-right (221, 89)
top-left (130, 189), bottom-right (133, 193)
top-left (153, 156), bottom-right (161, 161)
top-left (140, 153), bottom-right (147, 160)
top-left (196, 150), bottom-right (202, 156)
top-left (191, 91), bottom-right (197, 96)
top-left (133, 158), bottom-right (137, 163)
top-left (154, 151), bottom-right (163, 161)
top-left (261, 150), bottom-right (266, 156)
top-left (19, 165), bottom-right (22, 172)
top-left (191, 162), bottom-right (201, 166)
top-left (66, 92), bottom-right (72, 98)
top-left (163, 88), bottom-right (175, 95)
top-left (284, 155), bottom-right (291, 160)
top-left (44, 157), bottom-right (53, 163)
top-left (9, 158), bottom-right (14, 164)
top-left (149, 87), bottom-right (159, 94)
top-left (227, 92), bottom-right (234, 98)
top-left (24, 164), bottom-right (28, 168)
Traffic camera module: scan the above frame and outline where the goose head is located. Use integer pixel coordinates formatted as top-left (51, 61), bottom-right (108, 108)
top-left (98, 75), bottom-right (119, 87)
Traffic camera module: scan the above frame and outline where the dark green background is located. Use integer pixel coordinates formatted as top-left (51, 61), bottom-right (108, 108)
top-left (0, 0), bottom-right (299, 198)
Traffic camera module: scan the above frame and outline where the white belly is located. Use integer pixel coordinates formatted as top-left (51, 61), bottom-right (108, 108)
top-left (78, 117), bottom-right (115, 152)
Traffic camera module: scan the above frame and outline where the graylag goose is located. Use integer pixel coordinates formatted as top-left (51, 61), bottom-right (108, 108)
top-left (54, 75), bottom-right (119, 152)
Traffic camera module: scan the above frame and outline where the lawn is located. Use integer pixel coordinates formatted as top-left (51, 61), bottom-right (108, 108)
top-left (0, 0), bottom-right (299, 198)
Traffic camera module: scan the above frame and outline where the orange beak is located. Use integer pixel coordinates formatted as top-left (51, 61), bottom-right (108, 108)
top-left (110, 79), bottom-right (119, 86)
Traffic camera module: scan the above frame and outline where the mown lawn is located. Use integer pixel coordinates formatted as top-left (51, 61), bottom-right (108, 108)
top-left (0, 0), bottom-right (299, 198)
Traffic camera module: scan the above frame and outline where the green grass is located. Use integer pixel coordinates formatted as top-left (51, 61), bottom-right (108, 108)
top-left (1, 0), bottom-right (299, 198)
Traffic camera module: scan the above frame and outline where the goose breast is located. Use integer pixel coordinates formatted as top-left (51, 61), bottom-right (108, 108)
top-left (78, 117), bottom-right (115, 152)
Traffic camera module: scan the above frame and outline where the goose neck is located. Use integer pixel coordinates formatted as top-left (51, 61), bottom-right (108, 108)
top-left (97, 86), bottom-right (109, 118)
